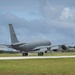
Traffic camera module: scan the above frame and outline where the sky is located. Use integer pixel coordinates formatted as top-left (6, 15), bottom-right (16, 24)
top-left (0, 0), bottom-right (75, 46)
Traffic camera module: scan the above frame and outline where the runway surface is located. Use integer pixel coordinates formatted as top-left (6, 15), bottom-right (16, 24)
top-left (0, 56), bottom-right (75, 60)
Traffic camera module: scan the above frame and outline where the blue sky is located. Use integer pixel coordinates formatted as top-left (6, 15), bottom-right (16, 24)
top-left (0, 0), bottom-right (75, 46)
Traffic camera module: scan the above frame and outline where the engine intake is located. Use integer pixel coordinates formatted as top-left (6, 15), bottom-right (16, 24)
top-left (58, 45), bottom-right (67, 50)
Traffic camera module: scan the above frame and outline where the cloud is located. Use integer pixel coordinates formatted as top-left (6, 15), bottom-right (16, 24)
top-left (60, 7), bottom-right (73, 21)
top-left (0, 0), bottom-right (75, 45)
top-left (0, 0), bottom-right (41, 12)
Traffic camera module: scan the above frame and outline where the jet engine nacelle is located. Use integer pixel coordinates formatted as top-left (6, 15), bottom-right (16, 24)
top-left (58, 45), bottom-right (67, 50)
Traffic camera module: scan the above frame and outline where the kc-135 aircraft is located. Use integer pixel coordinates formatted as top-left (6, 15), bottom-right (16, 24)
top-left (3, 24), bottom-right (51, 56)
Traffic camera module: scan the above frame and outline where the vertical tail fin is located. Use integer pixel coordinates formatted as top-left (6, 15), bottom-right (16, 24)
top-left (9, 24), bottom-right (19, 44)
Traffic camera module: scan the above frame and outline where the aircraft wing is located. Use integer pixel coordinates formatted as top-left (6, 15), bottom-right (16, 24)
top-left (31, 48), bottom-right (48, 53)
top-left (0, 44), bottom-right (11, 48)
top-left (32, 46), bottom-right (51, 51)
top-left (32, 44), bottom-right (62, 51)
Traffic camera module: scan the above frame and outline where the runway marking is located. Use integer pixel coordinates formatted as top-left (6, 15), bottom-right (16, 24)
top-left (0, 56), bottom-right (75, 60)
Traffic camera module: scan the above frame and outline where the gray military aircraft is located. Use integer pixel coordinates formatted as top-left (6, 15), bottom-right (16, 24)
top-left (3, 24), bottom-right (51, 56)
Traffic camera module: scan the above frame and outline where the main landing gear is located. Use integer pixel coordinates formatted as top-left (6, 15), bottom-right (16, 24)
top-left (22, 52), bottom-right (28, 56)
top-left (22, 51), bottom-right (44, 56)
top-left (38, 52), bottom-right (44, 56)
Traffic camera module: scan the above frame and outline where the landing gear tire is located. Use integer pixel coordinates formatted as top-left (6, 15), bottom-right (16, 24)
top-left (45, 51), bottom-right (47, 53)
top-left (38, 52), bottom-right (44, 56)
top-left (22, 53), bottom-right (28, 56)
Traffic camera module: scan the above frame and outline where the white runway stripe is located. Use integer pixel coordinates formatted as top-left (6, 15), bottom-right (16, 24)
top-left (0, 56), bottom-right (75, 60)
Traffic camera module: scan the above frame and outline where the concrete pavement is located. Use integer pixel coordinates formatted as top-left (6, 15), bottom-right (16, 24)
top-left (0, 56), bottom-right (75, 60)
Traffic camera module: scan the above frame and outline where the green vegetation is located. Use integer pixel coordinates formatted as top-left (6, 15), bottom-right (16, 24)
top-left (0, 58), bottom-right (75, 75)
top-left (0, 52), bottom-right (75, 57)
top-left (0, 53), bottom-right (21, 57)
top-left (45, 52), bottom-right (75, 56)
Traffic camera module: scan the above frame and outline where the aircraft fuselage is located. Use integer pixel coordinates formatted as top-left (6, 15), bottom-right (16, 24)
top-left (11, 40), bottom-right (51, 52)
